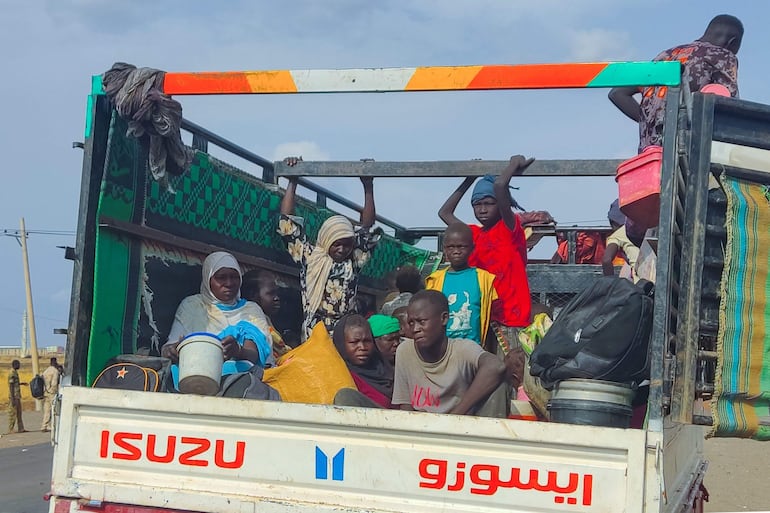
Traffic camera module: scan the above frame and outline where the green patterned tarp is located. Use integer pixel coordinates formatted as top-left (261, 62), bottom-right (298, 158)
top-left (86, 111), bottom-right (439, 384)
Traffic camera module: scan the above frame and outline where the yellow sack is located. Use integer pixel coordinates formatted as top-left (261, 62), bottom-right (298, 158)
top-left (263, 322), bottom-right (355, 404)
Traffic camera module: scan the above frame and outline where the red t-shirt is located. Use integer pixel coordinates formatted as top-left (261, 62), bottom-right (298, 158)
top-left (469, 218), bottom-right (531, 327)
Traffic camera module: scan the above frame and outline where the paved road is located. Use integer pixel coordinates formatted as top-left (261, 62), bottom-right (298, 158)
top-left (0, 442), bottom-right (53, 513)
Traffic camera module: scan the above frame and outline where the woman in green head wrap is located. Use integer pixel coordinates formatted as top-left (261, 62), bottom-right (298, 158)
top-left (368, 314), bottom-right (402, 366)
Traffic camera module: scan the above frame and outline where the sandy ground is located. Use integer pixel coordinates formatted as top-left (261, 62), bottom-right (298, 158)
top-left (2, 409), bottom-right (768, 511)
top-left (703, 437), bottom-right (770, 512)
top-left (0, 409), bottom-right (52, 450)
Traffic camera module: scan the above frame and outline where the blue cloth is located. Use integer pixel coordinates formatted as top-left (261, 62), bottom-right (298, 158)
top-left (471, 175), bottom-right (497, 204)
top-left (218, 321), bottom-right (272, 368)
top-left (170, 320), bottom-right (272, 391)
top-left (442, 268), bottom-right (482, 344)
top-left (470, 174), bottom-right (523, 210)
top-left (215, 298), bottom-right (248, 312)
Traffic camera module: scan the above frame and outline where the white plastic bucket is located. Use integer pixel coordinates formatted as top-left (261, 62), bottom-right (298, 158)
top-left (177, 332), bottom-right (223, 396)
top-left (548, 379), bottom-right (635, 428)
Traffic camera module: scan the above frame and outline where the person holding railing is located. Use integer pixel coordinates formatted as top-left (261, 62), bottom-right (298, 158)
top-left (279, 157), bottom-right (380, 341)
top-left (438, 155), bottom-right (533, 354)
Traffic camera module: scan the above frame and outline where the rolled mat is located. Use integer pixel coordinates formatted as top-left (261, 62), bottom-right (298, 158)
top-left (711, 175), bottom-right (770, 440)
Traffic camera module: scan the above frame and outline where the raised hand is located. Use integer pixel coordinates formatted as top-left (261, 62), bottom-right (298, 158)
top-left (283, 156), bottom-right (303, 167)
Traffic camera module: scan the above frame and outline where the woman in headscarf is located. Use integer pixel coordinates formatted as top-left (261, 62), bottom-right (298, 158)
top-left (278, 158), bottom-right (380, 340)
top-left (332, 314), bottom-right (394, 409)
top-left (367, 314), bottom-right (402, 366)
top-left (161, 251), bottom-right (274, 384)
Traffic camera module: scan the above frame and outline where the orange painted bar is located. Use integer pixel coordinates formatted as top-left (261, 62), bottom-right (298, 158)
top-left (468, 63), bottom-right (608, 89)
top-left (157, 62), bottom-right (679, 95)
top-left (405, 66), bottom-right (483, 91)
top-left (163, 71), bottom-right (297, 95)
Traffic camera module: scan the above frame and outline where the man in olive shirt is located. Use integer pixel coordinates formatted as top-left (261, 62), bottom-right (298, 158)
top-left (7, 359), bottom-right (27, 433)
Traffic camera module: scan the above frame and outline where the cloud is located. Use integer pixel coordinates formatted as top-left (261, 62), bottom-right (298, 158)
top-left (568, 29), bottom-right (634, 61)
top-left (271, 141), bottom-right (330, 162)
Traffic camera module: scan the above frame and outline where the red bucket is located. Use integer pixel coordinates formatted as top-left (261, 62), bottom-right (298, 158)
top-left (616, 145), bottom-right (662, 229)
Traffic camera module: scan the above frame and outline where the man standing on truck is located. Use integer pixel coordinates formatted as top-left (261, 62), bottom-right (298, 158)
top-left (609, 14), bottom-right (744, 153)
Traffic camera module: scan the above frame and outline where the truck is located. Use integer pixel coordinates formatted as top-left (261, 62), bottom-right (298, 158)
top-left (47, 60), bottom-right (770, 512)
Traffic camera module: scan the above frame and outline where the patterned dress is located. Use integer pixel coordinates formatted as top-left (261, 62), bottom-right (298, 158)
top-left (639, 40), bottom-right (739, 152)
top-left (278, 214), bottom-right (378, 339)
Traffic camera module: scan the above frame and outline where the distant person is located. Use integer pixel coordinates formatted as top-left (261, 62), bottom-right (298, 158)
top-left (381, 264), bottom-right (424, 316)
top-left (351, 294), bottom-right (377, 319)
top-left (391, 306), bottom-right (414, 343)
top-left (368, 314), bottom-right (402, 366)
top-left (425, 222), bottom-right (498, 347)
top-left (273, 286), bottom-right (304, 348)
top-left (609, 14), bottom-right (743, 152)
top-left (332, 314), bottom-right (394, 409)
top-left (551, 230), bottom-right (606, 264)
top-left (241, 269), bottom-right (290, 358)
top-left (161, 251), bottom-right (273, 389)
top-left (438, 155), bottom-right (534, 355)
top-left (279, 157), bottom-right (379, 340)
top-left (602, 200), bottom-right (640, 278)
top-left (6, 359), bottom-right (26, 434)
top-left (41, 357), bottom-right (61, 432)
top-left (391, 290), bottom-right (506, 416)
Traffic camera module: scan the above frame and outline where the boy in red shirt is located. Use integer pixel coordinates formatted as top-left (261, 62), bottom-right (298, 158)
top-left (438, 155), bottom-right (534, 354)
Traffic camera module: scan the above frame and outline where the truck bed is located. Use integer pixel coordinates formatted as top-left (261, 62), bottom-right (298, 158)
top-left (50, 387), bottom-right (656, 513)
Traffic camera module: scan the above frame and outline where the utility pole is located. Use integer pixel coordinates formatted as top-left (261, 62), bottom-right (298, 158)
top-left (19, 217), bottom-right (41, 410)
top-left (21, 310), bottom-right (28, 357)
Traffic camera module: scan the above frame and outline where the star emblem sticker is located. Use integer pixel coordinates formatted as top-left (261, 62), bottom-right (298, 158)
top-left (116, 366), bottom-right (128, 379)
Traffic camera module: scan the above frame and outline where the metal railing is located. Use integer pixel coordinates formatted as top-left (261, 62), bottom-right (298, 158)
top-left (180, 119), bottom-right (412, 240)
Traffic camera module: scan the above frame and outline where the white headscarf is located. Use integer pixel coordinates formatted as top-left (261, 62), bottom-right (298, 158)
top-left (200, 251), bottom-right (242, 306)
top-left (305, 215), bottom-right (355, 316)
top-left (166, 251), bottom-right (272, 351)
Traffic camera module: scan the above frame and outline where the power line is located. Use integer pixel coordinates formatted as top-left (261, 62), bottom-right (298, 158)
top-left (2, 228), bottom-right (75, 237)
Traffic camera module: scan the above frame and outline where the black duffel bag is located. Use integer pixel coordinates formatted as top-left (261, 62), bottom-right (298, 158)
top-left (530, 277), bottom-right (654, 390)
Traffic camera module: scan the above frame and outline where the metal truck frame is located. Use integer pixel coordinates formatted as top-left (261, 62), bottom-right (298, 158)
top-left (48, 60), bottom-right (770, 512)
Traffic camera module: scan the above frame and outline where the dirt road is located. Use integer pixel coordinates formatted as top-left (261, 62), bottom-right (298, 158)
top-left (704, 437), bottom-right (770, 511)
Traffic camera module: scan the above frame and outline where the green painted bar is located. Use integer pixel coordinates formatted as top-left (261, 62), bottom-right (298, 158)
top-left (588, 61), bottom-right (681, 88)
top-left (84, 76), bottom-right (105, 138)
top-left (91, 74), bottom-right (104, 95)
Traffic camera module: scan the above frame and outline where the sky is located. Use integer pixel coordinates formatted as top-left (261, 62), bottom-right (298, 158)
top-left (1, 1), bottom-right (769, 349)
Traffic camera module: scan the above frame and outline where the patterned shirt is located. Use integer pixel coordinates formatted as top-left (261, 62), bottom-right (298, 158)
top-left (278, 214), bottom-right (378, 339)
top-left (639, 40), bottom-right (739, 152)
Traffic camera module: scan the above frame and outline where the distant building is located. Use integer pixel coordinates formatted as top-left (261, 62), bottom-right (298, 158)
top-left (0, 346), bottom-right (65, 357)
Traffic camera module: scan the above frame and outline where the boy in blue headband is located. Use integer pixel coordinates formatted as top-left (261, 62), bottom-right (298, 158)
top-left (438, 155), bottom-right (534, 342)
